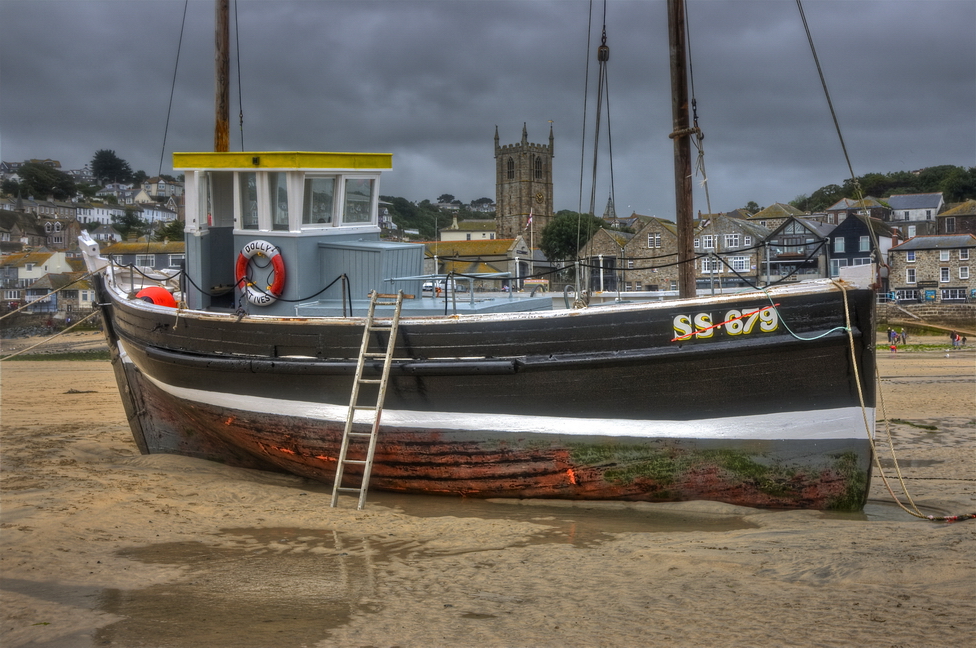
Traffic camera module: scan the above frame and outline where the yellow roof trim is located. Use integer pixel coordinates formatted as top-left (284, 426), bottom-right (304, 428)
top-left (173, 151), bottom-right (393, 171)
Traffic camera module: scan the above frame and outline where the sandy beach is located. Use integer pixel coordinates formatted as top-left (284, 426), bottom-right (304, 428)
top-left (1, 333), bottom-right (973, 647)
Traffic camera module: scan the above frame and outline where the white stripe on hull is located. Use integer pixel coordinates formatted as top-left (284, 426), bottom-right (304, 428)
top-left (136, 357), bottom-right (874, 442)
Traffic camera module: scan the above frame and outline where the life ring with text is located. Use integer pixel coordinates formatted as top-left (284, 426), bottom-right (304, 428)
top-left (235, 240), bottom-right (286, 306)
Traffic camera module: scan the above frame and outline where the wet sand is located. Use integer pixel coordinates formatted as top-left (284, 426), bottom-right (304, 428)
top-left (1, 337), bottom-right (973, 647)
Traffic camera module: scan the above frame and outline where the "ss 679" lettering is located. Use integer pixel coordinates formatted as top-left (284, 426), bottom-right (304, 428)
top-left (672, 306), bottom-right (779, 341)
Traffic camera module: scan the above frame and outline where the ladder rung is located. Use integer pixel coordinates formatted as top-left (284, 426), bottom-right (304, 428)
top-left (348, 431), bottom-right (373, 437)
top-left (336, 487), bottom-right (364, 493)
top-left (359, 378), bottom-right (382, 384)
top-left (342, 459), bottom-right (368, 465)
top-left (351, 405), bottom-right (377, 411)
top-left (363, 352), bottom-right (386, 358)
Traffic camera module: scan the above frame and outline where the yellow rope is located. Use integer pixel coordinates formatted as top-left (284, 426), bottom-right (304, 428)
top-left (0, 309), bottom-right (101, 361)
top-left (834, 280), bottom-right (970, 521)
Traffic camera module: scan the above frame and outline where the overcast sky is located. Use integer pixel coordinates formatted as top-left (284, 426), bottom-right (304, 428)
top-left (1, 0), bottom-right (973, 219)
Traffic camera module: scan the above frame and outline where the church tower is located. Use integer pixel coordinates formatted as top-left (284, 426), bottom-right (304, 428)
top-left (494, 123), bottom-right (554, 240)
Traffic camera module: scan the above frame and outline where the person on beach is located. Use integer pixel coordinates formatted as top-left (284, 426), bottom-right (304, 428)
top-left (900, 328), bottom-right (907, 344)
top-left (890, 343), bottom-right (897, 354)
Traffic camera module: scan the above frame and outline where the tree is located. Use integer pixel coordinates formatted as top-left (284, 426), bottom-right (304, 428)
top-left (154, 219), bottom-right (185, 242)
top-left (436, 194), bottom-right (456, 204)
top-left (91, 149), bottom-right (134, 184)
top-left (471, 197), bottom-right (494, 207)
top-left (112, 209), bottom-right (146, 240)
top-left (16, 162), bottom-right (76, 200)
top-left (133, 170), bottom-right (148, 186)
top-left (539, 211), bottom-right (605, 261)
top-left (743, 201), bottom-right (761, 214)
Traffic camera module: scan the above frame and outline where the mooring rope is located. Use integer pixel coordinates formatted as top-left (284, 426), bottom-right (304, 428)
top-left (833, 280), bottom-right (975, 523)
top-left (0, 309), bottom-right (101, 362)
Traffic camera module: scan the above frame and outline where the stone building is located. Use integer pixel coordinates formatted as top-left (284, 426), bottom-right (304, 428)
top-left (621, 216), bottom-right (679, 292)
top-left (888, 234), bottom-right (975, 303)
top-left (938, 200), bottom-right (976, 236)
top-left (494, 124), bottom-right (554, 240)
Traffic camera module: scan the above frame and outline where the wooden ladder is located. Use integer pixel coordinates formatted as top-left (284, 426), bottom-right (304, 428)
top-left (330, 290), bottom-right (404, 510)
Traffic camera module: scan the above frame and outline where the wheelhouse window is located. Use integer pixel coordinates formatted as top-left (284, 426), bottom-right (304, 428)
top-left (269, 172), bottom-right (289, 230)
top-left (341, 178), bottom-right (374, 224)
top-left (302, 176), bottom-right (335, 226)
top-left (239, 172), bottom-right (258, 230)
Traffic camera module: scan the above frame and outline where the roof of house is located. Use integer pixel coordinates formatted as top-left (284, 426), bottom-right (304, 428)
top-left (886, 193), bottom-right (944, 211)
top-left (750, 203), bottom-right (805, 219)
top-left (27, 271), bottom-right (93, 291)
top-left (890, 234), bottom-right (976, 251)
top-left (940, 200), bottom-right (976, 217)
top-left (425, 238), bottom-right (522, 257)
top-left (442, 219), bottom-right (496, 232)
top-left (0, 251), bottom-right (54, 268)
top-left (825, 196), bottom-right (886, 211)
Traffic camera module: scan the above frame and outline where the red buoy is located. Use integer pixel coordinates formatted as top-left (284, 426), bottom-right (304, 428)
top-left (135, 286), bottom-right (177, 308)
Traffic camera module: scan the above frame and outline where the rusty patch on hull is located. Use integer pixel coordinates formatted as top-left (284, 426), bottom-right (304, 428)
top-left (127, 368), bottom-right (870, 511)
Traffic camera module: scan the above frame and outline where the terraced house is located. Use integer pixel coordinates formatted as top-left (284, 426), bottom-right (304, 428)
top-left (888, 234), bottom-right (976, 303)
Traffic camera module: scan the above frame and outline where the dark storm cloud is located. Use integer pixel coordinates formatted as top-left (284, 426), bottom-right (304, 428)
top-left (2, 0), bottom-right (973, 219)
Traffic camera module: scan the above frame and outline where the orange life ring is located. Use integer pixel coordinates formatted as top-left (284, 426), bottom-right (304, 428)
top-left (235, 240), bottom-right (286, 306)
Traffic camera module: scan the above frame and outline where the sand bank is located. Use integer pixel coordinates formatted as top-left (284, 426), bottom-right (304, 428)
top-left (1, 345), bottom-right (973, 647)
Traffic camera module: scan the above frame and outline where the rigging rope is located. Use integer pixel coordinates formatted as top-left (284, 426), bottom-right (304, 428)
top-left (234, 0), bottom-right (245, 150)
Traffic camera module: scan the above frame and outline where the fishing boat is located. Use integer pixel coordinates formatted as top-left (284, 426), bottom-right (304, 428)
top-left (79, 1), bottom-right (877, 510)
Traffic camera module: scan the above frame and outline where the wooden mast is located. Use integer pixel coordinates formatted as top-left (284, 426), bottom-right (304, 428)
top-left (668, 0), bottom-right (695, 298)
top-left (214, 0), bottom-right (230, 152)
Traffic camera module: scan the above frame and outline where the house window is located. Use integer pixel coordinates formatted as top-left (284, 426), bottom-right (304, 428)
top-left (701, 235), bottom-right (715, 249)
top-left (960, 266), bottom-right (970, 280)
top-left (635, 282), bottom-right (642, 291)
top-left (743, 236), bottom-right (752, 247)
top-left (903, 211), bottom-right (910, 219)
top-left (730, 256), bottom-right (749, 272)
top-left (25, 263), bottom-right (34, 271)
top-left (168, 254), bottom-right (185, 268)
top-left (960, 249), bottom-right (969, 261)
top-left (941, 288), bottom-right (965, 301)
top-left (701, 257), bottom-right (720, 273)
top-left (906, 251), bottom-right (915, 262)
top-left (627, 259), bottom-right (634, 269)
top-left (940, 250), bottom-right (950, 261)
top-left (859, 236), bottom-right (870, 252)
top-left (830, 258), bottom-right (848, 277)
top-left (535, 157), bottom-right (542, 179)
top-left (834, 237), bottom-right (845, 253)
top-left (925, 210), bottom-right (932, 220)
top-left (135, 254), bottom-right (156, 267)
top-left (945, 217), bottom-right (955, 233)
top-left (905, 268), bottom-right (916, 284)
top-left (907, 225), bottom-right (916, 238)
top-left (940, 267), bottom-right (950, 282)
top-left (506, 158), bottom-right (514, 180)
top-left (647, 233), bottom-right (661, 248)
top-left (896, 289), bottom-right (918, 301)
top-left (725, 234), bottom-right (739, 248)
top-left (693, 238), bottom-right (700, 249)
